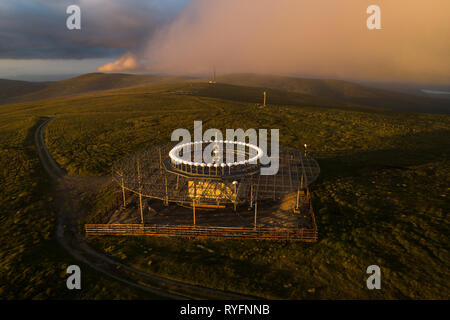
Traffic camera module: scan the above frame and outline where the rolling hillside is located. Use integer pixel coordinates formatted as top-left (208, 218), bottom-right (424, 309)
top-left (0, 73), bottom-right (448, 299)
top-left (0, 73), bottom-right (448, 114)
top-left (0, 73), bottom-right (190, 105)
top-left (0, 82), bottom-right (448, 299)
top-left (182, 82), bottom-right (373, 111)
top-left (0, 79), bottom-right (48, 104)
top-left (217, 73), bottom-right (450, 113)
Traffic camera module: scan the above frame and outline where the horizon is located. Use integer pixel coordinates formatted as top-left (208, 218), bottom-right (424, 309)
top-left (1, 71), bottom-right (449, 99)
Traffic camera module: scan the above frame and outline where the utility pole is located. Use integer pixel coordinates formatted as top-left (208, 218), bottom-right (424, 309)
top-left (209, 66), bottom-right (217, 84)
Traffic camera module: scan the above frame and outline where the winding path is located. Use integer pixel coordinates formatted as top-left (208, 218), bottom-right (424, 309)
top-left (34, 116), bottom-right (255, 300)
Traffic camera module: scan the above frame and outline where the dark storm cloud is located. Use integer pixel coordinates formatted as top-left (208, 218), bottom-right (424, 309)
top-left (0, 0), bottom-right (188, 59)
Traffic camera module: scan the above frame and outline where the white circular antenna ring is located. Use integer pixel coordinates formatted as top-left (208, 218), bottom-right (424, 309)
top-left (169, 140), bottom-right (263, 167)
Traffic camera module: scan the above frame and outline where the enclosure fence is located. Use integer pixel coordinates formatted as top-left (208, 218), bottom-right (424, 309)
top-left (85, 223), bottom-right (318, 242)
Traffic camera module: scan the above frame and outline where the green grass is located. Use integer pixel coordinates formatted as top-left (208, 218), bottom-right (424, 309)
top-left (0, 79), bottom-right (448, 299)
top-left (0, 116), bottom-right (162, 299)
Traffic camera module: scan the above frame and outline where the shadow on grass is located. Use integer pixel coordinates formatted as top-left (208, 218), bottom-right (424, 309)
top-left (312, 128), bottom-right (450, 184)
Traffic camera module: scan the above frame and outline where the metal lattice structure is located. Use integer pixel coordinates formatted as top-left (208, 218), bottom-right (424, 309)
top-left (84, 141), bottom-right (322, 241)
top-left (112, 142), bottom-right (320, 208)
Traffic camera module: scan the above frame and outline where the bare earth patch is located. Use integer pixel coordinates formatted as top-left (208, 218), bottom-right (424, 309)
top-left (106, 191), bottom-right (314, 229)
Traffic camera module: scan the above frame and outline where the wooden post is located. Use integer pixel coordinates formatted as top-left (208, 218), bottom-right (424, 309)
top-left (164, 175), bottom-right (169, 206)
top-left (159, 147), bottom-right (162, 169)
top-left (193, 181), bottom-right (197, 226)
top-left (250, 184), bottom-right (253, 208)
top-left (121, 177), bottom-right (126, 208)
top-left (176, 175), bottom-right (179, 190)
top-left (296, 188), bottom-right (300, 210)
top-left (139, 192), bottom-right (144, 224)
top-left (137, 160), bottom-right (144, 223)
top-left (254, 202), bottom-right (258, 230)
top-left (193, 199), bottom-right (196, 226)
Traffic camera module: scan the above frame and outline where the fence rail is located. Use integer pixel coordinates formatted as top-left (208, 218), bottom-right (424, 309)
top-left (85, 223), bottom-right (318, 242)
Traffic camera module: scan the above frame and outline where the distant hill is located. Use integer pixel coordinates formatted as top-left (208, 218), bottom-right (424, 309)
top-left (1, 72), bottom-right (448, 113)
top-left (216, 73), bottom-right (450, 113)
top-left (0, 79), bottom-right (48, 104)
top-left (0, 73), bottom-right (189, 105)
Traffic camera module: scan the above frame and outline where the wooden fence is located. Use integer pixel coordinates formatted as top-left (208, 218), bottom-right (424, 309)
top-left (85, 223), bottom-right (318, 242)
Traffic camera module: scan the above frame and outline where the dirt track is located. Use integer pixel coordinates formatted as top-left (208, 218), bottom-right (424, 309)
top-left (34, 117), bottom-right (255, 300)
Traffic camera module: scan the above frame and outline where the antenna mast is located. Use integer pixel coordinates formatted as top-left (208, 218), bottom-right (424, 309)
top-left (208, 66), bottom-right (217, 84)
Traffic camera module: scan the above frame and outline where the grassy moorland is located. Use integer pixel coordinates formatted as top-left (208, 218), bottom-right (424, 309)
top-left (0, 76), bottom-right (448, 299)
top-left (0, 73), bottom-right (189, 105)
top-left (0, 113), bottom-right (162, 299)
top-left (216, 73), bottom-right (450, 113)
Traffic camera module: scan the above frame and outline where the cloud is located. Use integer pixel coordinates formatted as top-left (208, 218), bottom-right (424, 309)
top-left (0, 0), bottom-right (187, 59)
top-left (97, 52), bottom-right (141, 72)
top-left (2, 0), bottom-right (449, 84)
top-left (145, 0), bottom-right (450, 84)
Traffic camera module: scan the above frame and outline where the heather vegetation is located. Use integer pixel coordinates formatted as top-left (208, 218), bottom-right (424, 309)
top-left (0, 76), bottom-right (448, 299)
top-left (0, 116), bottom-right (158, 299)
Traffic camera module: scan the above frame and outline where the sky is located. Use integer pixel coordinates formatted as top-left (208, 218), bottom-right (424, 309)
top-left (0, 0), bottom-right (449, 85)
top-left (0, 0), bottom-right (189, 79)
